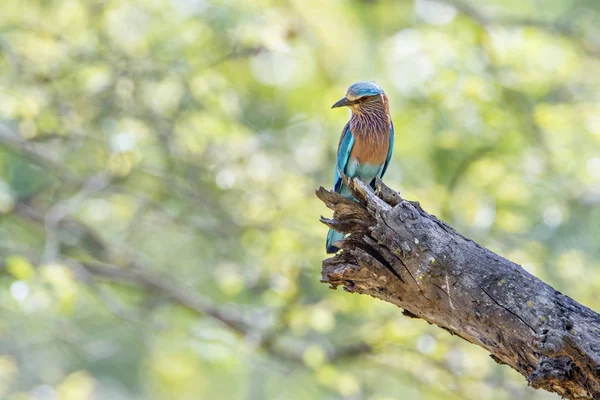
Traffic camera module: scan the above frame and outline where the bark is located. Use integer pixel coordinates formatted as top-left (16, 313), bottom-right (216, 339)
top-left (317, 178), bottom-right (600, 399)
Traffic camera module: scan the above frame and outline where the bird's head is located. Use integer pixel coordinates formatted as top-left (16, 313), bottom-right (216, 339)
top-left (331, 81), bottom-right (386, 111)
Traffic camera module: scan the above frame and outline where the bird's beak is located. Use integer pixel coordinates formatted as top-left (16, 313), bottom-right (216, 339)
top-left (331, 97), bottom-right (351, 109)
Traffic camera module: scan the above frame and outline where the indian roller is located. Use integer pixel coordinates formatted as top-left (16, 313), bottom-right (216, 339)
top-left (326, 81), bottom-right (394, 253)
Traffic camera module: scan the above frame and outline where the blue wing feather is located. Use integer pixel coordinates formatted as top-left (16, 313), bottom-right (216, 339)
top-left (333, 124), bottom-right (354, 193)
top-left (379, 122), bottom-right (394, 179)
top-left (327, 124), bottom-right (354, 253)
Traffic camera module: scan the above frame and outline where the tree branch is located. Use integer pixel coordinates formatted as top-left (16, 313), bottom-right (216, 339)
top-left (317, 178), bottom-right (600, 399)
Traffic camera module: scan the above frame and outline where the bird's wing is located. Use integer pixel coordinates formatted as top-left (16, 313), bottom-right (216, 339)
top-left (333, 123), bottom-right (354, 193)
top-left (379, 122), bottom-right (394, 179)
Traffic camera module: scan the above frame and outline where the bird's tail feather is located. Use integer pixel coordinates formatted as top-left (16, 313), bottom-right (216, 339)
top-left (326, 229), bottom-right (345, 254)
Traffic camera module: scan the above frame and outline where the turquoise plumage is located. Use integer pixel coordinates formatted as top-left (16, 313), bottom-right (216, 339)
top-left (326, 81), bottom-right (394, 253)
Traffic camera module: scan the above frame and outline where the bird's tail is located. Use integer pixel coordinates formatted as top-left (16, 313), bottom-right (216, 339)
top-left (326, 229), bottom-right (345, 254)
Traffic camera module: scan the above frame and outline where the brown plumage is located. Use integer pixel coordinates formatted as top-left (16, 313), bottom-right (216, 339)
top-left (348, 93), bottom-right (391, 165)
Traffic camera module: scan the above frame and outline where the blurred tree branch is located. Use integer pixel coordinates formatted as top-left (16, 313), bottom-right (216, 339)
top-left (76, 260), bottom-right (375, 366)
top-left (318, 178), bottom-right (600, 399)
top-left (5, 194), bottom-right (375, 368)
top-left (0, 125), bottom-right (78, 181)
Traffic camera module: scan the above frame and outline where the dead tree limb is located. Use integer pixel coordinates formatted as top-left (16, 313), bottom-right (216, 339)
top-left (317, 178), bottom-right (600, 399)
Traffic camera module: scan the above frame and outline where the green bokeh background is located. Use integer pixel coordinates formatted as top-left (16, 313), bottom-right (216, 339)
top-left (0, 0), bottom-right (599, 399)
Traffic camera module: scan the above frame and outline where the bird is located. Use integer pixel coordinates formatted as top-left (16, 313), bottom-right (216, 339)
top-left (326, 81), bottom-right (394, 254)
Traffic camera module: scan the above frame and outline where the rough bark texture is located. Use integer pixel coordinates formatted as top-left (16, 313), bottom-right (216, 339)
top-left (317, 178), bottom-right (600, 399)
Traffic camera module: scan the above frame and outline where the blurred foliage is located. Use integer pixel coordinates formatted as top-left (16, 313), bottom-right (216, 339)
top-left (0, 0), bottom-right (599, 399)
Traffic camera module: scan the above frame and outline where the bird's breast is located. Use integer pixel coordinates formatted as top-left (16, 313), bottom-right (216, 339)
top-left (349, 130), bottom-right (390, 166)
